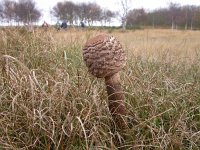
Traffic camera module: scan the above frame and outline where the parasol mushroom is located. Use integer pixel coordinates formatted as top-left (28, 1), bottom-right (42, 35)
top-left (82, 34), bottom-right (127, 129)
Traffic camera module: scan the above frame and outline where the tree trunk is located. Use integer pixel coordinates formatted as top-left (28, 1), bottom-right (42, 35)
top-left (122, 18), bottom-right (127, 30)
top-left (185, 23), bottom-right (188, 30)
top-left (190, 22), bottom-right (193, 30)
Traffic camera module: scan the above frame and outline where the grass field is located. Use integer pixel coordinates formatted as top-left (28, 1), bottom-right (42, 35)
top-left (0, 27), bottom-right (200, 149)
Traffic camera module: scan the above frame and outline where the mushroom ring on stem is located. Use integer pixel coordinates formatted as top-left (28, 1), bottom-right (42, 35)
top-left (82, 34), bottom-right (127, 129)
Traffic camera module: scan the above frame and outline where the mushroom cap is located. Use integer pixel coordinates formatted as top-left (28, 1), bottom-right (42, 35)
top-left (82, 34), bottom-right (126, 78)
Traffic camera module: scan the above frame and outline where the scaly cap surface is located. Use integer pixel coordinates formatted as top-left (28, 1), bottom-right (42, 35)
top-left (83, 34), bottom-right (126, 78)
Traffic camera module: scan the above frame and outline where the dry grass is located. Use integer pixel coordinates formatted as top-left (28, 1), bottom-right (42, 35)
top-left (0, 27), bottom-right (200, 149)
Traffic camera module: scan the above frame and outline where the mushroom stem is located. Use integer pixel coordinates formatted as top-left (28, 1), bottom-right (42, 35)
top-left (105, 73), bottom-right (127, 129)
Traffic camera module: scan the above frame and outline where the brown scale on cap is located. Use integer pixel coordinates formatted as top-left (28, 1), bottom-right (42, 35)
top-left (83, 34), bottom-right (128, 129)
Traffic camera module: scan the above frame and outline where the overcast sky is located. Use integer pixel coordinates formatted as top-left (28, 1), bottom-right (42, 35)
top-left (28, 0), bottom-right (200, 25)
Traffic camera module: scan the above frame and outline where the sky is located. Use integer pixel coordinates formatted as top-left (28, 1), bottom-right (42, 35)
top-left (4, 0), bottom-right (200, 25)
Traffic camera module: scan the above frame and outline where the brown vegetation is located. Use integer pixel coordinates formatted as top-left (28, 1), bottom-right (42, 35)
top-left (0, 28), bottom-right (200, 149)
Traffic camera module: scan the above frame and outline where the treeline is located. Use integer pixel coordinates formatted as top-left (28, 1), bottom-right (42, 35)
top-left (0, 0), bottom-right (200, 30)
top-left (0, 0), bottom-right (41, 25)
top-left (51, 1), bottom-right (200, 29)
top-left (127, 3), bottom-right (200, 30)
top-left (50, 1), bottom-right (115, 26)
top-left (0, 0), bottom-right (115, 26)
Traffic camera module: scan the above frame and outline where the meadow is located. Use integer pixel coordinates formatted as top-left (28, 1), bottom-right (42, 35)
top-left (0, 27), bottom-right (200, 149)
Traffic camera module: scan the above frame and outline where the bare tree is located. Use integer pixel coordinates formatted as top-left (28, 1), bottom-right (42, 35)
top-left (76, 2), bottom-right (92, 25)
top-left (62, 1), bottom-right (76, 25)
top-left (2, 0), bottom-right (16, 24)
top-left (119, 0), bottom-right (132, 30)
top-left (87, 3), bottom-right (102, 25)
top-left (76, 2), bottom-right (88, 22)
top-left (51, 1), bottom-right (78, 25)
top-left (51, 2), bottom-right (64, 20)
top-left (15, 0), bottom-right (41, 25)
top-left (1, 0), bottom-right (41, 26)
top-left (126, 8), bottom-right (147, 28)
top-left (77, 2), bottom-right (102, 26)
top-left (182, 5), bottom-right (190, 29)
top-left (51, 2), bottom-right (102, 26)
top-left (0, 3), bottom-right (4, 21)
top-left (168, 2), bottom-right (181, 30)
top-left (151, 8), bottom-right (171, 27)
top-left (101, 9), bottom-right (115, 26)
top-left (187, 5), bottom-right (198, 30)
